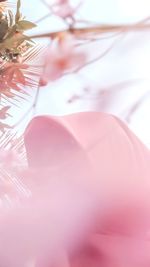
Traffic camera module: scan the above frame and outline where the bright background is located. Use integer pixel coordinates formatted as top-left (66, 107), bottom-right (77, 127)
top-left (12, 0), bottom-right (150, 146)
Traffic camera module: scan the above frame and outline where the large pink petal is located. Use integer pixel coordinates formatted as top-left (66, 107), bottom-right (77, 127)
top-left (0, 112), bottom-right (150, 267)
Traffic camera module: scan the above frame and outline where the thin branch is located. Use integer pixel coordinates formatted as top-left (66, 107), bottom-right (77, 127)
top-left (65, 33), bottom-right (124, 75)
top-left (125, 91), bottom-right (150, 122)
top-left (29, 22), bottom-right (150, 40)
top-left (34, 12), bottom-right (53, 24)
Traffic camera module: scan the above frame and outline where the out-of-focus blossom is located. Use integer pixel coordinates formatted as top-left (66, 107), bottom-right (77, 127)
top-left (45, 0), bottom-right (82, 19)
top-left (0, 112), bottom-right (150, 266)
top-left (0, 147), bottom-right (27, 205)
top-left (40, 36), bottom-right (86, 85)
top-left (0, 148), bottom-right (22, 170)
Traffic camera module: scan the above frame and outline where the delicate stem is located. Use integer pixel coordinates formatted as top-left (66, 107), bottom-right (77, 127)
top-left (32, 84), bottom-right (40, 115)
top-left (64, 33), bottom-right (124, 75)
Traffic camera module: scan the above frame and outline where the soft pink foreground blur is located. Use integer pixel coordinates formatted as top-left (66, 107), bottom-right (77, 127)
top-left (0, 111), bottom-right (150, 267)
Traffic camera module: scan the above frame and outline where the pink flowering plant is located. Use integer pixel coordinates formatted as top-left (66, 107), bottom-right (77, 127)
top-left (0, 0), bottom-right (149, 132)
top-left (0, 2), bottom-right (149, 266)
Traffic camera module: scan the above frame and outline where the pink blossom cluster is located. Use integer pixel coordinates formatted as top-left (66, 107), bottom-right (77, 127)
top-left (44, 0), bottom-right (81, 19)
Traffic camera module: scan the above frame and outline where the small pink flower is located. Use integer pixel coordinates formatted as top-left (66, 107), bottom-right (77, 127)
top-left (40, 36), bottom-right (86, 85)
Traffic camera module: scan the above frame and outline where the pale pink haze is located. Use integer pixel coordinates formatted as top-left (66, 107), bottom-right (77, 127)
top-left (0, 112), bottom-right (150, 266)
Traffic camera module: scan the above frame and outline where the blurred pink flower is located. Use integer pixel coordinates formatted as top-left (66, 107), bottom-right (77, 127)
top-left (40, 37), bottom-right (86, 85)
top-left (0, 112), bottom-right (150, 266)
top-left (45, 0), bottom-right (81, 19)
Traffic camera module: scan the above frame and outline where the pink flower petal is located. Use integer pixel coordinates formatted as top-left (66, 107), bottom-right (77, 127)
top-left (0, 112), bottom-right (150, 266)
